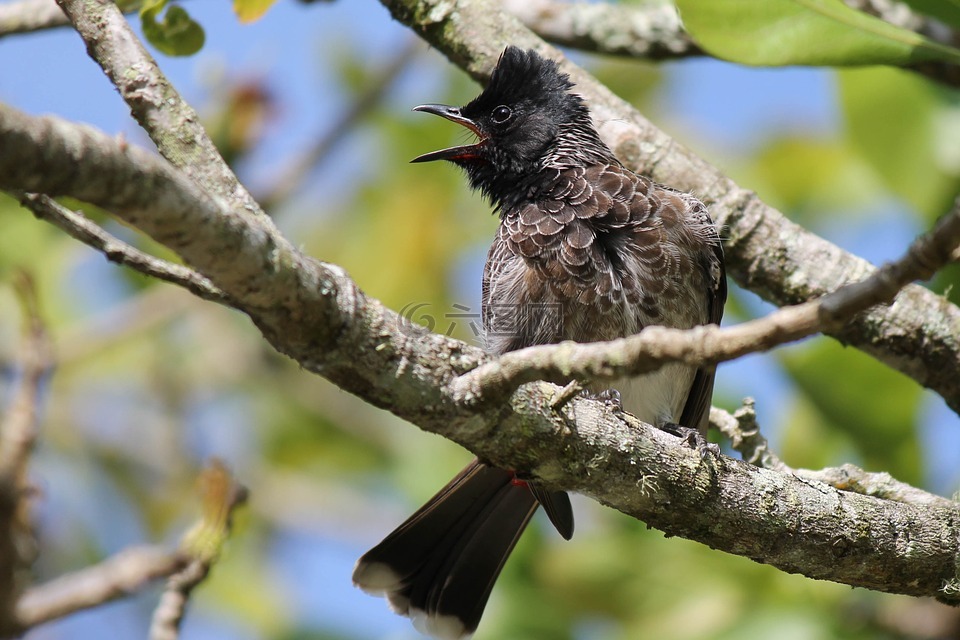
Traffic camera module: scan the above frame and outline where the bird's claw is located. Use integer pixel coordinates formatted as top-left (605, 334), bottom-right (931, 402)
top-left (661, 422), bottom-right (720, 461)
top-left (586, 388), bottom-right (623, 413)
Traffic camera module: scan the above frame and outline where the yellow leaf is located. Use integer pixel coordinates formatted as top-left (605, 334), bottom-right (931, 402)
top-left (232, 0), bottom-right (277, 24)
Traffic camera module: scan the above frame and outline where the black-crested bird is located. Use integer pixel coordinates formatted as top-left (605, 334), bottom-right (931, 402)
top-left (353, 46), bottom-right (726, 639)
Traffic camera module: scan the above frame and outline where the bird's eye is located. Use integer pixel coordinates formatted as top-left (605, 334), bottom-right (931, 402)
top-left (491, 105), bottom-right (512, 124)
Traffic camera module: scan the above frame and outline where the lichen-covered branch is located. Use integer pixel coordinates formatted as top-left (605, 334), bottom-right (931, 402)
top-left (711, 403), bottom-right (958, 510)
top-left (503, 0), bottom-right (701, 59)
top-left (2, 98), bottom-right (959, 603)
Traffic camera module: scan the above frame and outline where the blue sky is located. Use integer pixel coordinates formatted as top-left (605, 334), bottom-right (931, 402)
top-left (3, 1), bottom-right (958, 638)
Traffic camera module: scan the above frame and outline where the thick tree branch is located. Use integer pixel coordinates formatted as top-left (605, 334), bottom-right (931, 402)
top-left (14, 546), bottom-right (187, 630)
top-left (2, 98), bottom-right (959, 603)
top-left (379, 0), bottom-right (960, 415)
top-left (504, 0), bottom-right (960, 89)
top-left (0, 103), bottom-right (325, 316)
top-left (0, 0), bottom-right (68, 37)
top-left (502, 0), bottom-right (701, 60)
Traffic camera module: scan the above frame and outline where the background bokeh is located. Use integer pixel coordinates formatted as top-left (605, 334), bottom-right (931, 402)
top-left (1, 1), bottom-right (959, 638)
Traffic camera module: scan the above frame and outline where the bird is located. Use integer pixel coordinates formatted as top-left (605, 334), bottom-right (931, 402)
top-left (352, 46), bottom-right (726, 639)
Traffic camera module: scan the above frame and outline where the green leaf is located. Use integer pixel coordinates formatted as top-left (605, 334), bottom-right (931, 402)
top-left (900, 0), bottom-right (960, 30)
top-left (233, 0), bottom-right (278, 23)
top-left (839, 67), bottom-right (960, 219)
top-left (749, 136), bottom-right (880, 219)
top-left (676, 0), bottom-right (960, 67)
top-left (140, 0), bottom-right (205, 57)
top-left (781, 341), bottom-right (922, 483)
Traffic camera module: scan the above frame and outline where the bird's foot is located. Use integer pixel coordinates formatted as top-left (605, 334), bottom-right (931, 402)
top-left (661, 422), bottom-right (720, 461)
top-left (586, 388), bottom-right (623, 413)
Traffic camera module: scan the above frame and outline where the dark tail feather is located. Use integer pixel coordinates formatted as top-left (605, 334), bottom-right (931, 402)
top-left (528, 483), bottom-right (573, 540)
top-left (353, 459), bottom-right (572, 639)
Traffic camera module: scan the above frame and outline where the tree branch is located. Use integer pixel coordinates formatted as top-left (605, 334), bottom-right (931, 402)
top-left (0, 272), bottom-right (54, 637)
top-left (503, 0), bottom-right (960, 89)
top-left (502, 0), bottom-right (701, 60)
top-left (3, 96), bottom-right (959, 603)
top-left (0, 271), bottom-right (54, 481)
top-left (55, 0), bottom-right (260, 215)
top-left (0, 0), bottom-right (69, 37)
top-left (711, 403), bottom-right (959, 510)
top-left (14, 546), bottom-right (187, 630)
top-left (18, 193), bottom-right (228, 304)
top-left (149, 461), bottom-right (247, 640)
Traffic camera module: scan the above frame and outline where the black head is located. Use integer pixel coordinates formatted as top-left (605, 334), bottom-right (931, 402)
top-left (413, 47), bottom-right (612, 208)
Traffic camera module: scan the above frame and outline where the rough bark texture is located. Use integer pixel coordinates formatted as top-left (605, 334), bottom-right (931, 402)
top-left (1, 0), bottom-right (959, 609)
top-left (2, 103), bottom-right (958, 603)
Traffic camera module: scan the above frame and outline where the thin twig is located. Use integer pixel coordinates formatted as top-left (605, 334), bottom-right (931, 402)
top-left (795, 464), bottom-right (959, 508)
top-left (19, 193), bottom-right (229, 304)
top-left (710, 403), bottom-right (957, 509)
top-left (149, 460), bottom-right (247, 640)
top-left (0, 271), bottom-right (54, 636)
top-left (0, 271), bottom-right (54, 480)
top-left (709, 401), bottom-right (787, 472)
top-left (14, 546), bottom-right (187, 630)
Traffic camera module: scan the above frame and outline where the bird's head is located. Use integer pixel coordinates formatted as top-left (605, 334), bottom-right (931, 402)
top-left (412, 46), bottom-right (611, 208)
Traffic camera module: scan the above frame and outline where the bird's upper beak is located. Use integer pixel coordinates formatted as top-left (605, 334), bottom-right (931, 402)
top-left (411, 104), bottom-right (485, 163)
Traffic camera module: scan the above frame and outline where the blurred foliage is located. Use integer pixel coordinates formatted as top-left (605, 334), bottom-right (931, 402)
top-left (900, 0), bottom-right (960, 29)
top-left (839, 67), bottom-right (960, 220)
top-left (2, 4), bottom-right (960, 640)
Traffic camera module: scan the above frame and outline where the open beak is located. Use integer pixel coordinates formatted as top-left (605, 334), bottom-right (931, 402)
top-left (411, 104), bottom-right (485, 163)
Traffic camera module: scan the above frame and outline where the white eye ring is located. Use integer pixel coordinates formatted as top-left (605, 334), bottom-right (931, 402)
top-left (491, 105), bottom-right (512, 124)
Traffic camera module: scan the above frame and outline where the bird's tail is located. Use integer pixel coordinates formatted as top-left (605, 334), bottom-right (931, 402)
top-left (352, 459), bottom-right (572, 639)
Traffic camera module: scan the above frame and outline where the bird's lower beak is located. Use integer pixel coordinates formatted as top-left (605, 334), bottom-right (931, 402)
top-left (411, 104), bottom-right (485, 163)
